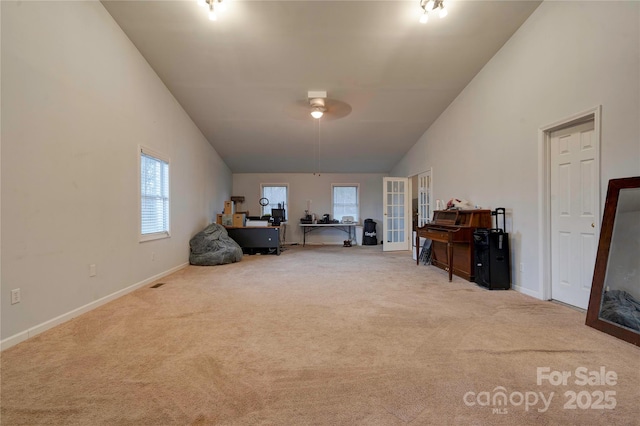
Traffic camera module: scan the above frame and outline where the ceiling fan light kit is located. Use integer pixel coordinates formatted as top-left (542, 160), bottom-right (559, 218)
top-left (419, 0), bottom-right (447, 24)
top-left (197, 0), bottom-right (230, 22)
top-left (308, 91), bottom-right (327, 120)
top-left (310, 108), bottom-right (325, 119)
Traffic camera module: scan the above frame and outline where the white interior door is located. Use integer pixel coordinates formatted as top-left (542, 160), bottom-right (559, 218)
top-left (383, 177), bottom-right (410, 251)
top-left (550, 120), bottom-right (599, 309)
top-left (418, 170), bottom-right (432, 226)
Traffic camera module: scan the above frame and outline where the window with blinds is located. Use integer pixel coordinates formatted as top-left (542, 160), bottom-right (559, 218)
top-left (140, 147), bottom-right (170, 241)
top-left (260, 184), bottom-right (288, 217)
top-left (332, 184), bottom-right (359, 222)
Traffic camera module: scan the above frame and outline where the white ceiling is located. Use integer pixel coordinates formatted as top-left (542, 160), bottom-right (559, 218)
top-left (102, 0), bottom-right (541, 173)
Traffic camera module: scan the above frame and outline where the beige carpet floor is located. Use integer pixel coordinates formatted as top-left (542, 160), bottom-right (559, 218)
top-left (1, 245), bottom-right (638, 425)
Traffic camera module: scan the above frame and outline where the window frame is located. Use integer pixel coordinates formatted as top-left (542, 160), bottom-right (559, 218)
top-left (139, 145), bottom-right (171, 242)
top-left (260, 183), bottom-right (289, 218)
top-left (332, 183), bottom-right (360, 223)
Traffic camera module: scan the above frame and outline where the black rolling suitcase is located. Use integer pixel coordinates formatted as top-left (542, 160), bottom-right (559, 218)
top-left (474, 208), bottom-right (511, 290)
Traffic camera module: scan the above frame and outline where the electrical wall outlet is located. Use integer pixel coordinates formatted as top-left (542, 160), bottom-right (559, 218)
top-left (11, 288), bottom-right (21, 305)
top-left (89, 264), bottom-right (97, 277)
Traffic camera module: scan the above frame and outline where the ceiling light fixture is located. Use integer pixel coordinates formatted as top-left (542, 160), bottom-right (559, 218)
top-left (197, 0), bottom-right (230, 22)
top-left (308, 91), bottom-right (327, 120)
top-left (311, 107), bottom-right (325, 119)
top-left (419, 0), bottom-right (447, 24)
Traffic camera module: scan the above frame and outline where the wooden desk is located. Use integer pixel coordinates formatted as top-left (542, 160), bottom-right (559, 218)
top-left (299, 223), bottom-right (357, 246)
top-left (226, 226), bottom-right (281, 255)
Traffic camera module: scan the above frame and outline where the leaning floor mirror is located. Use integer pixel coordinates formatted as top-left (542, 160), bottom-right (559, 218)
top-left (586, 176), bottom-right (640, 346)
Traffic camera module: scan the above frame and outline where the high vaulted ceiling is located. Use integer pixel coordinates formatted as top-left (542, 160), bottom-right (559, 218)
top-left (102, 0), bottom-right (541, 173)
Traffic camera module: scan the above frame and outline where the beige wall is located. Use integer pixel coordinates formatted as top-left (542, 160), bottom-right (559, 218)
top-left (1, 1), bottom-right (231, 346)
top-left (391, 1), bottom-right (640, 299)
top-left (233, 173), bottom-right (386, 245)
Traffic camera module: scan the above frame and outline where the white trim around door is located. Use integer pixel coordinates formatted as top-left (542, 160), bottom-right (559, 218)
top-left (538, 106), bottom-right (601, 303)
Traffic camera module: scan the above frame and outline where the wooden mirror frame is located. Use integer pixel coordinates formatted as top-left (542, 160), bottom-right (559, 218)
top-left (585, 176), bottom-right (640, 346)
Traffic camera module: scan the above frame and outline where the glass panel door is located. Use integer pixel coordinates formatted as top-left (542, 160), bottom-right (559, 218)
top-left (418, 169), bottom-right (432, 226)
top-left (383, 177), bottom-right (410, 251)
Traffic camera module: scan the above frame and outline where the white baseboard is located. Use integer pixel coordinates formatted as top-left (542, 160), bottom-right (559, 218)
top-left (512, 283), bottom-right (543, 300)
top-left (1, 263), bottom-right (188, 351)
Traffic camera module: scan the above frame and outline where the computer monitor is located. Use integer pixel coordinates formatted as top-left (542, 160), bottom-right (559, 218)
top-left (271, 208), bottom-right (286, 225)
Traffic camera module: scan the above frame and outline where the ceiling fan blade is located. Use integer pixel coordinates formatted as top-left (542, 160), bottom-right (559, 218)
top-left (323, 99), bottom-right (352, 121)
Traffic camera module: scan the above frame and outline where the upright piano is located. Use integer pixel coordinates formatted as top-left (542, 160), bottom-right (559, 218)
top-left (416, 209), bottom-right (492, 282)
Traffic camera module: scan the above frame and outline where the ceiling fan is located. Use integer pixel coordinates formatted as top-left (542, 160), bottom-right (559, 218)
top-left (283, 91), bottom-right (352, 121)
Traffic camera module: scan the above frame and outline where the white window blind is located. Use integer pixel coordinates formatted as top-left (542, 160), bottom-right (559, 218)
top-left (140, 147), bottom-right (170, 240)
top-left (333, 185), bottom-right (359, 222)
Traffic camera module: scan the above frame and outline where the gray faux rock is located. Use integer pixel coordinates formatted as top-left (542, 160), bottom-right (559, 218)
top-left (189, 223), bottom-right (243, 266)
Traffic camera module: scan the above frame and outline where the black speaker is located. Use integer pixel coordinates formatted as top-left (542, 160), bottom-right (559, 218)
top-left (474, 229), bottom-right (510, 290)
top-left (474, 229), bottom-right (491, 286)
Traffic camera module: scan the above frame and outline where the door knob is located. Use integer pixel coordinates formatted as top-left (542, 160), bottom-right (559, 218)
top-left (591, 223), bottom-right (595, 228)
